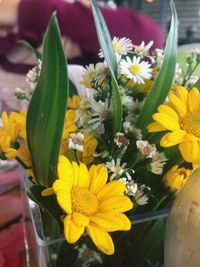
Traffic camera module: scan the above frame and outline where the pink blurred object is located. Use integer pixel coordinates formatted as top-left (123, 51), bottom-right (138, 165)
top-left (0, 195), bottom-right (22, 227)
top-left (0, 168), bottom-right (21, 189)
top-left (0, 223), bottom-right (24, 267)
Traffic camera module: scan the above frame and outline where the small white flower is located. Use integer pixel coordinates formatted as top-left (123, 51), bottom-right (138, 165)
top-left (88, 99), bottom-right (111, 133)
top-left (133, 41), bottom-right (154, 58)
top-left (81, 64), bottom-right (96, 88)
top-left (106, 158), bottom-right (127, 180)
top-left (136, 140), bottom-right (157, 158)
top-left (120, 179), bottom-right (149, 205)
top-left (153, 48), bottom-right (164, 68)
top-left (119, 56), bottom-right (152, 84)
top-left (68, 132), bottom-right (84, 152)
top-left (114, 132), bottom-right (130, 148)
top-left (94, 62), bottom-right (109, 85)
top-left (150, 152), bottom-right (168, 175)
top-left (99, 37), bottom-right (133, 59)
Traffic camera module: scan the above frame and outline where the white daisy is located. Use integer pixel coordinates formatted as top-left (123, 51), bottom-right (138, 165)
top-left (99, 37), bottom-right (133, 58)
top-left (119, 56), bottom-right (152, 84)
top-left (133, 41), bottom-right (154, 58)
top-left (106, 158), bottom-right (128, 180)
top-left (81, 64), bottom-right (96, 88)
top-left (88, 99), bottom-right (111, 133)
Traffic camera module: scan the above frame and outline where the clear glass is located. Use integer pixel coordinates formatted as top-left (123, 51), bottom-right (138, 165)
top-left (22, 177), bottom-right (169, 267)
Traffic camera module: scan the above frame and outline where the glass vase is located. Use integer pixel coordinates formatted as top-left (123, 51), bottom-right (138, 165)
top-left (164, 168), bottom-right (200, 267)
top-left (22, 177), bottom-right (169, 267)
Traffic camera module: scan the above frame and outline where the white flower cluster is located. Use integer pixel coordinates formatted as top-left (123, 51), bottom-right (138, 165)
top-left (120, 178), bottom-right (150, 206)
top-left (68, 132), bottom-right (84, 152)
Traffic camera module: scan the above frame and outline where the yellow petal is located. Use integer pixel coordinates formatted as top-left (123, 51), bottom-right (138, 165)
top-left (99, 196), bottom-right (133, 215)
top-left (160, 130), bottom-right (186, 147)
top-left (2, 112), bottom-right (9, 128)
top-left (168, 92), bottom-right (186, 117)
top-left (55, 190), bottom-right (72, 214)
top-left (97, 181), bottom-right (125, 202)
top-left (53, 180), bottom-right (68, 192)
top-left (72, 161), bottom-right (79, 186)
top-left (90, 213), bottom-right (124, 232)
top-left (175, 85), bottom-right (188, 104)
top-left (147, 122), bottom-right (167, 132)
top-left (188, 87), bottom-right (200, 113)
top-left (115, 213), bottom-right (131, 230)
top-left (179, 141), bottom-right (199, 162)
top-left (72, 212), bottom-right (89, 227)
top-left (77, 162), bottom-right (90, 188)
top-left (89, 165), bottom-right (108, 194)
top-left (86, 224), bottom-right (114, 255)
top-left (41, 187), bottom-right (55, 196)
top-left (158, 104), bottom-right (179, 120)
top-left (64, 215), bottom-right (84, 243)
top-left (5, 148), bottom-right (18, 159)
top-left (153, 113), bottom-right (180, 131)
top-left (58, 156), bottom-right (73, 189)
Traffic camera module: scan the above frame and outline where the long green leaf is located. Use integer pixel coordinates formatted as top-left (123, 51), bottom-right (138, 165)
top-left (26, 13), bottom-right (68, 186)
top-left (136, 0), bottom-right (178, 136)
top-left (91, 0), bottom-right (122, 134)
top-left (194, 77), bottom-right (200, 89)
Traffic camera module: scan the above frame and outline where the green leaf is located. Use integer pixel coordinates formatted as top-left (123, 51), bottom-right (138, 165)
top-left (28, 184), bottom-right (61, 237)
top-left (91, 0), bottom-right (122, 134)
top-left (136, 0), bottom-right (178, 136)
top-left (194, 77), bottom-right (200, 89)
top-left (26, 13), bottom-right (68, 186)
top-left (18, 40), bottom-right (42, 60)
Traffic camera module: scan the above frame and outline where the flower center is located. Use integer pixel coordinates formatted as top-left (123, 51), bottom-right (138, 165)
top-left (129, 64), bottom-right (141, 75)
top-left (115, 165), bottom-right (122, 173)
top-left (113, 42), bottom-right (121, 53)
top-left (71, 187), bottom-right (98, 216)
top-left (180, 112), bottom-right (200, 138)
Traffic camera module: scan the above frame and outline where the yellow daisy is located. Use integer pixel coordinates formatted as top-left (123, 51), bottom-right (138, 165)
top-left (68, 95), bottom-right (81, 110)
top-left (42, 156), bottom-right (133, 255)
top-left (62, 110), bottom-right (78, 140)
top-left (148, 86), bottom-right (200, 163)
top-left (0, 112), bottom-right (19, 159)
top-left (76, 133), bottom-right (98, 164)
top-left (163, 165), bottom-right (192, 192)
top-left (11, 110), bottom-right (27, 139)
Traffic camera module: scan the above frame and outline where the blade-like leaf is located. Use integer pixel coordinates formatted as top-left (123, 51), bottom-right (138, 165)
top-left (26, 13), bottom-right (68, 186)
top-left (194, 77), bottom-right (200, 89)
top-left (18, 40), bottom-right (42, 60)
top-left (91, 0), bottom-right (122, 134)
top-left (136, 0), bottom-right (178, 136)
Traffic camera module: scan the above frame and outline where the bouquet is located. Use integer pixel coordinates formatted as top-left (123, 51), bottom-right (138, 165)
top-left (1, 0), bottom-right (200, 266)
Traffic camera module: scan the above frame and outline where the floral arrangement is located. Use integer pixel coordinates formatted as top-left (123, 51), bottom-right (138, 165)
top-left (0, 0), bottom-right (200, 266)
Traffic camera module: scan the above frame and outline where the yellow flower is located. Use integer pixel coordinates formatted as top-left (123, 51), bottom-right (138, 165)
top-left (11, 110), bottom-right (27, 139)
top-left (62, 110), bottom-right (77, 139)
top-left (68, 95), bottom-right (81, 110)
top-left (18, 144), bottom-right (32, 167)
top-left (42, 156), bottom-right (133, 255)
top-left (148, 86), bottom-right (200, 163)
top-left (76, 133), bottom-right (98, 164)
top-left (0, 112), bottom-right (19, 159)
top-left (163, 165), bottom-right (192, 192)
